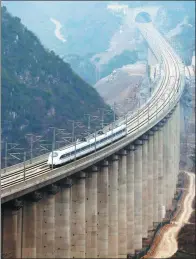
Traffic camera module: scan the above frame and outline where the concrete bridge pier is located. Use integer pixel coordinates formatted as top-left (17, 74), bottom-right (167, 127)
top-left (172, 108), bottom-right (177, 198)
top-left (167, 115), bottom-right (174, 209)
top-left (42, 185), bottom-right (59, 258)
top-left (36, 197), bottom-right (43, 258)
top-left (22, 201), bottom-right (36, 258)
top-left (71, 172), bottom-right (86, 258)
top-left (170, 110), bottom-right (176, 200)
top-left (176, 103), bottom-right (181, 179)
top-left (108, 155), bottom-right (119, 258)
top-left (2, 206), bottom-right (18, 258)
top-left (148, 47), bottom-right (159, 66)
top-left (173, 104), bottom-right (180, 197)
top-left (22, 192), bottom-right (42, 258)
top-left (97, 160), bottom-right (109, 258)
top-left (163, 115), bottom-right (172, 211)
top-left (134, 140), bottom-right (143, 251)
top-left (147, 131), bottom-right (154, 231)
top-left (85, 166), bottom-right (98, 258)
top-left (55, 179), bottom-right (72, 258)
top-left (141, 135), bottom-right (149, 238)
top-left (152, 127), bottom-right (159, 223)
top-left (126, 145), bottom-right (135, 255)
top-left (118, 150), bottom-right (127, 258)
top-left (157, 123), bottom-right (164, 221)
top-left (162, 118), bottom-right (168, 210)
top-left (17, 206), bottom-right (22, 258)
top-left (168, 109), bottom-right (178, 207)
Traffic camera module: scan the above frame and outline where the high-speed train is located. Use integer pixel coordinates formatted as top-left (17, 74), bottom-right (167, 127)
top-left (47, 124), bottom-right (127, 167)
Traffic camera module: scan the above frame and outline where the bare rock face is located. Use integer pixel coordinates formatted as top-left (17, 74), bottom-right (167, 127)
top-left (94, 63), bottom-right (150, 116)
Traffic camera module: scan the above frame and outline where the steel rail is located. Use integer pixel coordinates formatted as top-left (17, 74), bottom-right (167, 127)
top-left (1, 23), bottom-right (185, 202)
top-left (0, 24), bottom-right (168, 176)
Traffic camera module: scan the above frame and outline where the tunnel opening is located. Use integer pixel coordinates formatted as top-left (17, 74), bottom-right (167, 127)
top-left (135, 12), bottom-right (152, 23)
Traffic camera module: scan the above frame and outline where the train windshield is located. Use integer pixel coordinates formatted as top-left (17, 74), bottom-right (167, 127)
top-left (52, 152), bottom-right (58, 157)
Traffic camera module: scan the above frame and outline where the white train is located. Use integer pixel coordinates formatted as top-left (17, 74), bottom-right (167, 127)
top-left (47, 124), bottom-right (127, 167)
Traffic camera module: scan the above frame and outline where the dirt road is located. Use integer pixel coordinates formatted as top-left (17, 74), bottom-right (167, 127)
top-left (153, 172), bottom-right (195, 258)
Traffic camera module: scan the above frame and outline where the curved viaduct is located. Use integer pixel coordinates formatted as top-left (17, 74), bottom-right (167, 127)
top-left (1, 22), bottom-right (185, 258)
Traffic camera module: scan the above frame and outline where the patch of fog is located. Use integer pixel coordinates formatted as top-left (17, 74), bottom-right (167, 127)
top-left (50, 17), bottom-right (66, 43)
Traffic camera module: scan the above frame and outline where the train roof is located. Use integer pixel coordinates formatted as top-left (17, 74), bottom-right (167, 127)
top-left (50, 124), bottom-right (126, 156)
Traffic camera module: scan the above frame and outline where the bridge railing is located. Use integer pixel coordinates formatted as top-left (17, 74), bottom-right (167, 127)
top-left (1, 61), bottom-right (184, 179)
top-left (1, 64), bottom-right (185, 201)
top-left (1, 25), bottom-right (185, 197)
top-left (1, 61), bottom-right (165, 175)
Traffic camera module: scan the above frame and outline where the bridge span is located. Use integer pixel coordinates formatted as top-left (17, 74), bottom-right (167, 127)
top-left (1, 22), bottom-right (185, 258)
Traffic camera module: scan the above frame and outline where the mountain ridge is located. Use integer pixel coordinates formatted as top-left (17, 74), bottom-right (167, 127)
top-left (1, 6), bottom-right (112, 166)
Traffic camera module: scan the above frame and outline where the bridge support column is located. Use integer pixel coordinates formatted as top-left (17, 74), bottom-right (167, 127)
top-left (71, 172), bottom-right (86, 258)
top-left (148, 131), bottom-right (154, 230)
top-left (162, 118), bottom-right (168, 212)
top-left (126, 145), bottom-right (135, 255)
top-left (176, 103), bottom-right (181, 179)
top-left (172, 108), bottom-right (177, 198)
top-left (152, 127), bottom-right (159, 223)
top-left (22, 201), bottom-right (36, 258)
top-left (108, 155), bottom-right (119, 258)
top-left (36, 197), bottom-right (44, 258)
top-left (97, 160), bottom-right (109, 258)
top-left (55, 179), bottom-right (72, 258)
top-left (42, 185), bottom-right (58, 258)
top-left (167, 114), bottom-right (174, 209)
top-left (85, 166), bottom-right (98, 258)
top-left (17, 208), bottom-right (22, 258)
top-left (134, 140), bottom-right (143, 251)
top-left (163, 116), bottom-right (171, 211)
top-left (2, 207), bottom-right (18, 258)
top-left (158, 124), bottom-right (164, 221)
top-left (118, 150), bottom-right (127, 258)
top-left (141, 136), bottom-right (149, 238)
top-left (170, 111), bottom-right (176, 200)
top-left (173, 104), bottom-right (180, 196)
top-left (148, 47), bottom-right (158, 66)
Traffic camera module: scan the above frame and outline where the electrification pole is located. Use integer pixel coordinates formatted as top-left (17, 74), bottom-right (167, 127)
top-left (113, 102), bottom-right (116, 125)
top-left (98, 108), bottom-right (104, 129)
top-left (95, 130), bottom-right (97, 152)
top-left (72, 121), bottom-right (75, 143)
top-left (51, 127), bottom-right (56, 169)
top-left (84, 114), bottom-right (91, 139)
top-left (4, 141), bottom-right (8, 172)
top-left (125, 114), bottom-right (128, 135)
top-left (74, 136), bottom-right (77, 161)
top-left (23, 151), bottom-right (26, 181)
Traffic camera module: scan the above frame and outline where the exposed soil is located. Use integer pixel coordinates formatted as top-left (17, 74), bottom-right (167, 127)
top-left (170, 197), bottom-right (196, 259)
top-left (142, 172), bottom-right (195, 259)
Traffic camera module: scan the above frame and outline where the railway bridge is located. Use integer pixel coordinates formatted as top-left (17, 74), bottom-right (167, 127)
top-left (1, 22), bottom-right (185, 258)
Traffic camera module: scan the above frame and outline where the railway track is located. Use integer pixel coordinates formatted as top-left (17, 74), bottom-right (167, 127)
top-left (1, 23), bottom-right (184, 195)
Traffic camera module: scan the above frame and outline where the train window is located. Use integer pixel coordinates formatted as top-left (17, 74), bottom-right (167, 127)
top-left (60, 154), bottom-right (67, 159)
top-left (98, 130), bottom-right (103, 135)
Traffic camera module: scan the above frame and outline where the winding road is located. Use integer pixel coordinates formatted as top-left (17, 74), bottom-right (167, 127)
top-left (153, 172), bottom-right (195, 258)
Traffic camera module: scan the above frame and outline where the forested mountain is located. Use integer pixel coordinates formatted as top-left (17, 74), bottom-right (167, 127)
top-left (1, 6), bottom-right (112, 166)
